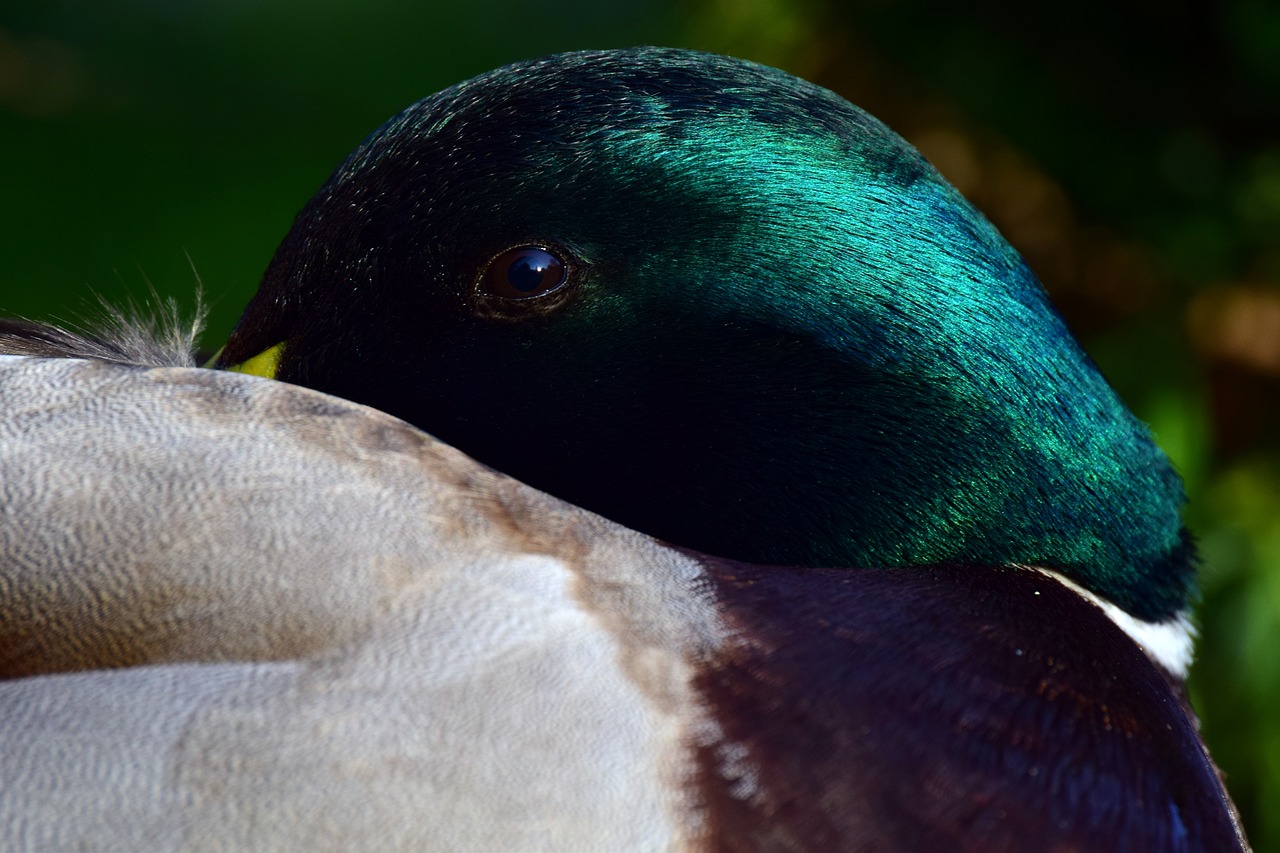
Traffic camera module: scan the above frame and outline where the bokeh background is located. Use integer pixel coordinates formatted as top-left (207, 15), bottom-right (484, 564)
top-left (4, 0), bottom-right (1278, 845)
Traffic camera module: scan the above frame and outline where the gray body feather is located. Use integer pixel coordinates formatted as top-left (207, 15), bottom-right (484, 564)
top-left (0, 355), bottom-right (715, 851)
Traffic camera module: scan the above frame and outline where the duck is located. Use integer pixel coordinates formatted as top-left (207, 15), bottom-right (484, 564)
top-left (0, 47), bottom-right (1248, 851)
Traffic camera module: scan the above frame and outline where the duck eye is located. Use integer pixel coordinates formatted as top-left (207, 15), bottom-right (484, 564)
top-left (481, 246), bottom-right (567, 299)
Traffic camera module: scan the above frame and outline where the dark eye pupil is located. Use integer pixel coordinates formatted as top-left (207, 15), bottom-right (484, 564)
top-left (482, 245), bottom-right (569, 300)
top-left (507, 250), bottom-right (557, 293)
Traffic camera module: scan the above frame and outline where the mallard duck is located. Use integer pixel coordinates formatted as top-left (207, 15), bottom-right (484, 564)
top-left (0, 48), bottom-right (1247, 851)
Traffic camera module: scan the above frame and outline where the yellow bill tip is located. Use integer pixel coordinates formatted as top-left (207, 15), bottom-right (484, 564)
top-left (226, 342), bottom-right (285, 379)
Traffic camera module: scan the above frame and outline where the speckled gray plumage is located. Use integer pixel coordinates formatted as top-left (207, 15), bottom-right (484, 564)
top-left (0, 356), bottom-right (717, 851)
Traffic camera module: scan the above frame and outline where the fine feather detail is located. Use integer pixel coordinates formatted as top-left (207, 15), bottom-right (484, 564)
top-left (1023, 565), bottom-right (1196, 679)
top-left (0, 293), bottom-right (205, 368)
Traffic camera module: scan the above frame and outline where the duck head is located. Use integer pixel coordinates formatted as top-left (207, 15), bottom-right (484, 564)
top-left (219, 48), bottom-right (1191, 622)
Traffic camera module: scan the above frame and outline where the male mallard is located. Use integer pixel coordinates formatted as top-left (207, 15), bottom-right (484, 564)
top-left (0, 48), bottom-right (1248, 850)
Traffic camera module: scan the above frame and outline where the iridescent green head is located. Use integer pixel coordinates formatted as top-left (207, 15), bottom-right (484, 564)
top-left (221, 48), bottom-right (1192, 620)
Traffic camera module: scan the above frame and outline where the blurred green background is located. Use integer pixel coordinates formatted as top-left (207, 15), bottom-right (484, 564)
top-left (4, 0), bottom-right (1277, 845)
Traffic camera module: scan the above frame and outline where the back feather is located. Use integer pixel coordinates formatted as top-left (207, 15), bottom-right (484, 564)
top-left (0, 294), bottom-right (203, 368)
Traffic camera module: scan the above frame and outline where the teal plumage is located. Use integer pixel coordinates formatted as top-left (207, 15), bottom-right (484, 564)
top-left (223, 48), bottom-right (1188, 619)
top-left (0, 47), bottom-right (1246, 850)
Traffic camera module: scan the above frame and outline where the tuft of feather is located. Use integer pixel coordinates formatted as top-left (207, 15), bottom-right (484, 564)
top-left (0, 293), bottom-right (205, 368)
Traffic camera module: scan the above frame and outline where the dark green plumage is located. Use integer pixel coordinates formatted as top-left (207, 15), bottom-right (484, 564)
top-left (220, 47), bottom-right (1190, 621)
